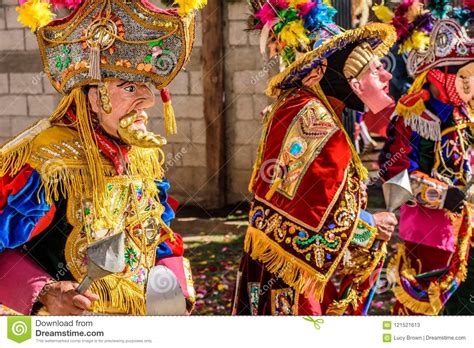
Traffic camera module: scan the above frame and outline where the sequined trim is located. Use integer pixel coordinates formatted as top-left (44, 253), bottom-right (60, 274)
top-left (271, 288), bottom-right (299, 315)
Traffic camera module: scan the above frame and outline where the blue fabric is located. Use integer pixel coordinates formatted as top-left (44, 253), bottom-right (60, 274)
top-left (155, 178), bottom-right (174, 226)
top-left (426, 91), bottom-right (454, 123)
top-left (156, 241), bottom-right (173, 259)
top-left (408, 131), bottom-right (421, 173)
top-left (359, 209), bottom-right (375, 227)
top-left (0, 170), bottom-right (50, 252)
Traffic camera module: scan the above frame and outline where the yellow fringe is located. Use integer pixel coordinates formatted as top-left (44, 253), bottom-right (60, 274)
top-left (129, 147), bottom-right (165, 180)
top-left (38, 165), bottom-right (115, 206)
top-left (244, 226), bottom-right (329, 301)
top-left (387, 243), bottom-right (440, 315)
top-left (90, 276), bottom-right (146, 315)
top-left (396, 97), bottom-right (426, 119)
top-left (0, 119), bottom-right (51, 177)
top-left (163, 101), bottom-right (177, 135)
top-left (395, 71), bottom-right (429, 118)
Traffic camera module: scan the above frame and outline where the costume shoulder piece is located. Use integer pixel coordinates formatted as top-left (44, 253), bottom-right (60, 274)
top-left (246, 91), bottom-right (363, 301)
top-left (0, 118), bottom-right (52, 177)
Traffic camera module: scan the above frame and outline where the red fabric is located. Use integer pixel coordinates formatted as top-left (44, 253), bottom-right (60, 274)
top-left (380, 116), bottom-right (412, 181)
top-left (160, 231), bottom-right (184, 257)
top-left (0, 164), bottom-right (57, 240)
top-left (253, 90), bottom-right (351, 227)
top-left (392, 241), bottom-right (452, 315)
top-left (0, 165), bottom-right (34, 211)
top-left (363, 103), bottom-right (396, 138)
top-left (94, 131), bottom-right (130, 175)
top-left (29, 204), bottom-right (57, 240)
top-left (167, 194), bottom-right (179, 213)
top-left (160, 88), bottom-right (171, 103)
top-left (427, 69), bottom-right (464, 106)
top-left (65, 109), bottom-right (130, 175)
top-left (298, 292), bottom-right (322, 315)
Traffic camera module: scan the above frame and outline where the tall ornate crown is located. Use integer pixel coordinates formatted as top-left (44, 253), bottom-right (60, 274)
top-left (407, 19), bottom-right (474, 76)
top-left (16, 0), bottom-right (206, 94)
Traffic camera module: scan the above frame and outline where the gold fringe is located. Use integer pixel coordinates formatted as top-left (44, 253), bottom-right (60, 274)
top-left (71, 87), bottom-right (109, 216)
top-left (0, 119), bottom-right (51, 177)
top-left (266, 23), bottom-right (397, 97)
top-left (128, 147), bottom-right (165, 180)
top-left (391, 286), bottom-right (439, 315)
top-left (387, 243), bottom-right (440, 315)
top-left (244, 226), bottom-right (329, 301)
top-left (163, 101), bottom-right (177, 135)
top-left (90, 276), bottom-right (146, 315)
top-left (396, 98), bottom-right (426, 118)
top-left (38, 165), bottom-right (116, 206)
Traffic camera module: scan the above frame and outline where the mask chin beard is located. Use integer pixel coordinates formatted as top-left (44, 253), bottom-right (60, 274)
top-left (117, 112), bottom-right (167, 148)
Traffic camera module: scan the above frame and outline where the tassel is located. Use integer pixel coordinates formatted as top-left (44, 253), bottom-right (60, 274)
top-left (160, 88), bottom-right (177, 135)
top-left (88, 44), bottom-right (101, 81)
top-left (265, 177), bottom-right (282, 200)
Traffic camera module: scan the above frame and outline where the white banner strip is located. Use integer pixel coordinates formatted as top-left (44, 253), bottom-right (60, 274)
top-left (1, 316), bottom-right (473, 347)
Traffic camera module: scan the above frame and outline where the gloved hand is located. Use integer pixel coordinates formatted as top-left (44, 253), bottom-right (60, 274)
top-left (443, 186), bottom-right (466, 213)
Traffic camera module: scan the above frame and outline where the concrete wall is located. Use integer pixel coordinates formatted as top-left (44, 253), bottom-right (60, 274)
top-left (0, 0), bottom-right (273, 207)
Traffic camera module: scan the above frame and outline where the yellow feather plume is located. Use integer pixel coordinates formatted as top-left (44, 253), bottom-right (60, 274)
top-left (16, 0), bottom-right (55, 32)
top-left (399, 30), bottom-right (430, 54)
top-left (278, 20), bottom-right (310, 48)
top-left (173, 0), bottom-right (207, 17)
top-left (288, 0), bottom-right (310, 6)
top-left (372, 1), bottom-right (394, 23)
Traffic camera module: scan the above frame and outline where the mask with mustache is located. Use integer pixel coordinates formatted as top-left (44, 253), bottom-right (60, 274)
top-left (117, 112), bottom-right (167, 148)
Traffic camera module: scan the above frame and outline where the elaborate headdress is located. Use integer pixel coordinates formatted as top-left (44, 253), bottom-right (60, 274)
top-left (266, 23), bottom-right (396, 96)
top-left (395, 19), bottom-right (474, 127)
top-left (247, 0), bottom-right (337, 67)
top-left (5, 0), bottom-right (206, 215)
top-left (407, 18), bottom-right (474, 76)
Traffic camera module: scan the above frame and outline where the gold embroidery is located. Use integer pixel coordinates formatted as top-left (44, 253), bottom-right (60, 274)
top-left (245, 164), bottom-right (362, 301)
top-left (272, 99), bottom-right (338, 199)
